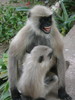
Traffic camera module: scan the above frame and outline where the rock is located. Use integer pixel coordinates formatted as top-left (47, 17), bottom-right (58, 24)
top-left (64, 25), bottom-right (75, 100)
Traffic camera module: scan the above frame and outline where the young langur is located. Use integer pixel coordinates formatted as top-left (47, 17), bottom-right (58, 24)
top-left (8, 5), bottom-right (72, 100)
top-left (18, 46), bottom-right (58, 99)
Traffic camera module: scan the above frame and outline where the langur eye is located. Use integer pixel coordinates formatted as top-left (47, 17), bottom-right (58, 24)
top-left (47, 52), bottom-right (53, 59)
top-left (49, 15), bottom-right (52, 22)
top-left (38, 55), bottom-right (44, 63)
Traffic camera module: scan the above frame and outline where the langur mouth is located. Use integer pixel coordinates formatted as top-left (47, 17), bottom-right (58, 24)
top-left (43, 26), bottom-right (51, 34)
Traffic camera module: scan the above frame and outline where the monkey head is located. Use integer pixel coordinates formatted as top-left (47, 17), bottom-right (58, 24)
top-left (27, 5), bottom-right (53, 34)
top-left (30, 45), bottom-right (53, 71)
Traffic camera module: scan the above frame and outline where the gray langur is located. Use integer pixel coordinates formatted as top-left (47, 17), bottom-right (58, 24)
top-left (18, 46), bottom-right (58, 99)
top-left (8, 5), bottom-right (72, 100)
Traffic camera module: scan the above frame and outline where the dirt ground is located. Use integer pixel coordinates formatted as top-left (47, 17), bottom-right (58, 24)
top-left (0, 0), bottom-right (9, 4)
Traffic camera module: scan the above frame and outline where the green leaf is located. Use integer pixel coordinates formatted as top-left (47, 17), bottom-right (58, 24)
top-left (0, 70), bottom-right (7, 78)
top-left (60, 1), bottom-right (68, 21)
top-left (1, 91), bottom-right (10, 100)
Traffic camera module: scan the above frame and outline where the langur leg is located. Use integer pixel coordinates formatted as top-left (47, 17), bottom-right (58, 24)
top-left (57, 54), bottom-right (72, 100)
top-left (8, 56), bottom-right (21, 100)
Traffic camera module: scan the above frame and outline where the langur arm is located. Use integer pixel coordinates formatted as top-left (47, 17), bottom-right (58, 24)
top-left (57, 52), bottom-right (72, 100)
top-left (57, 52), bottom-right (66, 88)
top-left (45, 75), bottom-right (58, 95)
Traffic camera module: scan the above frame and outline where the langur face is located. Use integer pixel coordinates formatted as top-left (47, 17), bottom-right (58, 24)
top-left (39, 15), bottom-right (52, 34)
top-left (28, 5), bottom-right (53, 34)
top-left (31, 46), bottom-right (53, 64)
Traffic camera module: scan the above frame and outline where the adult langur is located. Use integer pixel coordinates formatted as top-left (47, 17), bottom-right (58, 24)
top-left (8, 5), bottom-right (72, 100)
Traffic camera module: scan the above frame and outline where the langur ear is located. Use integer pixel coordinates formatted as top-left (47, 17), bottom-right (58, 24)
top-left (28, 11), bottom-right (31, 18)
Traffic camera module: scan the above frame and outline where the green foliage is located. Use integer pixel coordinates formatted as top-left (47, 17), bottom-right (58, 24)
top-left (54, 1), bottom-right (75, 35)
top-left (0, 53), bottom-right (8, 78)
top-left (0, 53), bottom-right (11, 100)
top-left (0, 5), bottom-right (28, 43)
top-left (63, 0), bottom-right (75, 15)
top-left (0, 81), bottom-right (11, 100)
top-left (10, 0), bottom-right (19, 3)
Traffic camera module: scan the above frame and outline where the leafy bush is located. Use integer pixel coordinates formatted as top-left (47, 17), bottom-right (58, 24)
top-left (0, 5), bottom-right (28, 43)
top-left (54, 1), bottom-right (75, 35)
top-left (63, 0), bottom-right (75, 15)
top-left (0, 81), bottom-right (11, 100)
top-left (0, 53), bottom-right (11, 100)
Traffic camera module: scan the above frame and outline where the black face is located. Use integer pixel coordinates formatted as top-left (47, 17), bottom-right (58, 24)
top-left (38, 55), bottom-right (44, 63)
top-left (39, 15), bottom-right (52, 34)
top-left (38, 51), bottom-right (53, 63)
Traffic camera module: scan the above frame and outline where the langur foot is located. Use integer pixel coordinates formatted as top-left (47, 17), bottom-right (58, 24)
top-left (21, 95), bottom-right (33, 100)
top-left (58, 87), bottom-right (72, 100)
top-left (35, 97), bottom-right (45, 100)
top-left (11, 87), bottom-right (22, 100)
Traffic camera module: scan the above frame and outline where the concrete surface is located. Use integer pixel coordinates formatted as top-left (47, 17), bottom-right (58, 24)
top-left (47, 25), bottom-right (75, 100)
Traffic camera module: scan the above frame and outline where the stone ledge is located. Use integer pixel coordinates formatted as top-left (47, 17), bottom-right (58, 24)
top-left (64, 25), bottom-right (75, 100)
